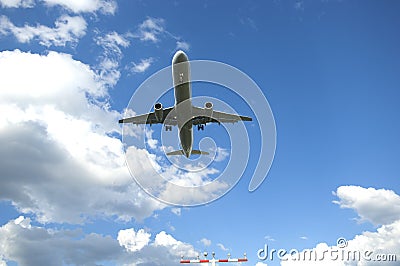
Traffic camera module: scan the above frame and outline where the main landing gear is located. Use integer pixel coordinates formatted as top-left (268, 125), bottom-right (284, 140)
top-left (197, 124), bottom-right (205, 131)
top-left (165, 125), bottom-right (172, 131)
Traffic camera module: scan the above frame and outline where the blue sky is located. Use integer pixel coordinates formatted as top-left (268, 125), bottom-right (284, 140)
top-left (0, 0), bottom-right (399, 265)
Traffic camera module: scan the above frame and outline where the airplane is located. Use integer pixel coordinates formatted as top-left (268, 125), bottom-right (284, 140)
top-left (119, 50), bottom-right (252, 158)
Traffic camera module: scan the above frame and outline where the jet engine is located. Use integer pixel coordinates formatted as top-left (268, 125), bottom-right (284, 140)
top-left (204, 102), bottom-right (213, 117)
top-left (154, 102), bottom-right (163, 122)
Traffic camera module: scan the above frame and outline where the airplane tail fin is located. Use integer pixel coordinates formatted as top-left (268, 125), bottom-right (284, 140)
top-left (166, 150), bottom-right (209, 156)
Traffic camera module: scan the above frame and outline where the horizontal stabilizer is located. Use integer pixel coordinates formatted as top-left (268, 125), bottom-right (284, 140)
top-left (191, 150), bottom-right (209, 155)
top-left (166, 150), bottom-right (209, 156)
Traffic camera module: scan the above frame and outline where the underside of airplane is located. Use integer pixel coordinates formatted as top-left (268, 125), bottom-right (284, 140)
top-left (119, 50), bottom-right (252, 158)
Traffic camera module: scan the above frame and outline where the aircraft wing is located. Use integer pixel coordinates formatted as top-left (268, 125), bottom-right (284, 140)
top-left (119, 107), bottom-right (177, 125)
top-left (191, 106), bottom-right (252, 125)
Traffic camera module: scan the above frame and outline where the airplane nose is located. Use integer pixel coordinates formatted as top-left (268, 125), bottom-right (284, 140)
top-left (172, 50), bottom-right (188, 64)
top-left (184, 149), bottom-right (190, 158)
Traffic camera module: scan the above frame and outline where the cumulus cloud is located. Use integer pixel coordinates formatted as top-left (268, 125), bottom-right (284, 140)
top-left (0, 49), bottom-right (224, 223)
top-left (280, 186), bottom-right (400, 266)
top-left (124, 144), bottom-right (229, 205)
top-left (200, 238), bottom-right (211, 247)
top-left (0, 0), bottom-right (34, 8)
top-left (154, 231), bottom-right (198, 258)
top-left (130, 57), bottom-right (154, 73)
top-left (0, 49), bottom-right (166, 224)
top-left (333, 186), bottom-right (400, 225)
top-left (0, 216), bottom-right (123, 266)
top-left (42, 0), bottom-right (117, 14)
top-left (0, 15), bottom-right (87, 47)
top-left (118, 230), bottom-right (199, 265)
top-left (0, 216), bottom-right (198, 266)
top-left (118, 228), bottom-right (151, 252)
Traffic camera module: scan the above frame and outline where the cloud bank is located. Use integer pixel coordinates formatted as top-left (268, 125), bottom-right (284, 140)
top-left (0, 216), bottom-right (197, 266)
top-left (280, 186), bottom-right (400, 266)
top-left (0, 49), bottom-right (165, 224)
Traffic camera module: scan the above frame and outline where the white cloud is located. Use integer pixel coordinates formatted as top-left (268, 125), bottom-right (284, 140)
top-left (217, 243), bottom-right (229, 252)
top-left (171, 208), bottom-right (181, 216)
top-left (0, 49), bottom-right (226, 223)
top-left (95, 31), bottom-right (130, 86)
top-left (300, 236), bottom-right (308, 240)
top-left (42, 0), bottom-right (117, 14)
top-left (154, 231), bottom-right (198, 258)
top-left (95, 31), bottom-right (130, 55)
top-left (14, 216), bottom-right (31, 228)
top-left (0, 0), bottom-right (117, 13)
top-left (345, 220), bottom-right (400, 265)
top-left (0, 216), bottom-right (198, 266)
top-left (145, 127), bottom-right (159, 150)
top-left (280, 186), bottom-right (400, 266)
top-left (131, 17), bottom-right (190, 53)
top-left (118, 230), bottom-right (199, 265)
top-left (0, 216), bottom-right (123, 266)
top-left (176, 40), bottom-right (190, 51)
top-left (130, 57), bottom-right (154, 73)
top-left (215, 147), bottom-right (230, 162)
top-left (333, 186), bottom-right (400, 225)
top-left (136, 17), bottom-right (165, 42)
top-left (0, 15), bottom-right (87, 47)
top-left (0, 0), bottom-right (34, 8)
top-left (117, 228), bottom-right (151, 252)
top-left (150, 161), bottom-right (229, 205)
top-left (200, 238), bottom-right (211, 247)
top-left (0, 49), bottom-right (166, 224)
top-left (265, 235), bottom-right (276, 242)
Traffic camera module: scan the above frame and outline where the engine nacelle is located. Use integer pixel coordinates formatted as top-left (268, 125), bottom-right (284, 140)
top-left (204, 102), bottom-right (213, 117)
top-left (154, 102), bottom-right (163, 122)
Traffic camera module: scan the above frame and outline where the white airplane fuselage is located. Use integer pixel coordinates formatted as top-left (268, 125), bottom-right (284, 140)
top-left (119, 50), bottom-right (252, 157)
top-left (172, 51), bottom-right (193, 158)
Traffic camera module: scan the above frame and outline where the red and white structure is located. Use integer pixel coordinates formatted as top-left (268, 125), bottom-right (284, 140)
top-left (180, 252), bottom-right (248, 265)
